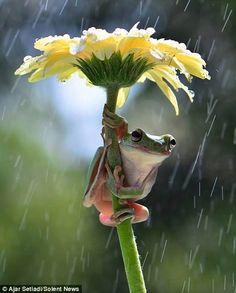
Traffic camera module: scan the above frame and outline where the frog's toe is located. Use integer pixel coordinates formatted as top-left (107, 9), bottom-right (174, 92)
top-left (111, 207), bottom-right (134, 224)
top-left (100, 208), bottom-right (134, 226)
top-left (99, 211), bottom-right (133, 226)
top-left (99, 213), bottom-right (116, 226)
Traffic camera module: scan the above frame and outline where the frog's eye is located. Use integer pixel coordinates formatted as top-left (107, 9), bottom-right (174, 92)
top-left (131, 129), bottom-right (142, 142)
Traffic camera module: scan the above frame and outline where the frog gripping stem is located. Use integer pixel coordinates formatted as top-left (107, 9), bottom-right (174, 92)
top-left (103, 104), bottom-right (128, 141)
top-left (105, 86), bottom-right (147, 293)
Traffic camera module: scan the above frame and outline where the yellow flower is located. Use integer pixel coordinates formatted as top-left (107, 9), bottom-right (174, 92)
top-left (15, 23), bottom-right (210, 115)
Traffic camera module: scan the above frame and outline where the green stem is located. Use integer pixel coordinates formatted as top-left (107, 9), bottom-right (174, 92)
top-left (105, 85), bottom-right (147, 293)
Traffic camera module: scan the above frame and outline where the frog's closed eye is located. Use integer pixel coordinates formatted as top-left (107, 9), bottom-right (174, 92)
top-left (131, 129), bottom-right (142, 142)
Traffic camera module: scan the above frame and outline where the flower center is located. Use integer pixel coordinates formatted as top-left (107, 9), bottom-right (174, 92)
top-left (75, 51), bottom-right (154, 88)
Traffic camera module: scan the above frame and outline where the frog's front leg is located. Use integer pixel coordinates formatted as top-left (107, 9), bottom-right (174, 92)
top-left (102, 104), bottom-right (128, 140)
top-left (100, 164), bottom-right (151, 226)
top-left (106, 164), bottom-right (156, 199)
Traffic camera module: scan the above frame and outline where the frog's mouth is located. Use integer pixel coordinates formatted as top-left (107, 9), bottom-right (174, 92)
top-left (128, 144), bottom-right (171, 156)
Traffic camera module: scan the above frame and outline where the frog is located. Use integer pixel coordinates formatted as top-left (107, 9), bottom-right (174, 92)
top-left (83, 105), bottom-right (176, 226)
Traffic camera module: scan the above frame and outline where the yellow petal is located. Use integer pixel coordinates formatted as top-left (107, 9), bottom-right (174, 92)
top-left (28, 68), bottom-right (45, 82)
top-left (118, 37), bottom-right (151, 57)
top-left (152, 65), bottom-right (195, 102)
top-left (146, 70), bottom-right (179, 115)
top-left (117, 87), bottom-right (130, 108)
top-left (15, 55), bottom-right (44, 75)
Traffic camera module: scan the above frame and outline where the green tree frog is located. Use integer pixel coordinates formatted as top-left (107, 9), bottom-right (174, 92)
top-left (83, 106), bottom-right (176, 226)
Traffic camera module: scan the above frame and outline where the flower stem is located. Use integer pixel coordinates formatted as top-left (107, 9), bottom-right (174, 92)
top-left (105, 86), bottom-right (146, 293)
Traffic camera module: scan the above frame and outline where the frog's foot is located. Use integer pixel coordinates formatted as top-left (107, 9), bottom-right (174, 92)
top-left (99, 208), bottom-right (134, 226)
top-left (99, 203), bottom-right (149, 226)
top-left (113, 165), bottom-right (125, 187)
top-left (128, 202), bottom-right (150, 224)
top-left (102, 104), bottom-right (125, 128)
top-left (102, 104), bottom-right (128, 139)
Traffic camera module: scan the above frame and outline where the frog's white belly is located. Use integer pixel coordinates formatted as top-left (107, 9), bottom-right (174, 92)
top-left (119, 145), bottom-right (167, 200)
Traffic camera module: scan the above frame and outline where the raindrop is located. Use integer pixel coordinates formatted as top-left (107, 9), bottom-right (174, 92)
top-left (186, 38), bottom-right (191, 48)
top-left (44, 0), bottom-right (48, 11)
top-left (105, 227), bottom-right (114, 249)
top-left (80, 17), bottom-right (85, 34)
top-left (181, 280), bottom-right (186, 293)
top-left (32, 5), bottom-right (44, 29)
top-left (204, 215), bottom-right (208, 231)
top-left (153, 16), bottom-right (160, 29)
top-left (10, 76), bottom-right (21, 94)
top-left (144, 16), bottom-right (150, 29)
top-left (59, 0), bottom-right (69, 16)
top-left (223, 3), bottom-right (229, 20)
top-left (67, 256), bottom-right (78, 283)
top-left (220, 122), bottom-right (227, 140)
top-left (5, 29), bottom-right (20, 57)
top-left (207, 40), bottom-right (216, 61)
top-left (1, 106), bottom-right (6, 121)
top-left (209, 177), bottom-right (218, 197)
top-left (147, 264), bottom-right (152, 283)
top-left (183, 0), bottom-right (191, 12)
top-left (221, 69), bottom-right (231, 89)
top-left (205, 98), bottom-right (218, 123)
top-left (233, 237), bottom-right (236, 255)
top-left (199, 263), bottom-right (203, 273)
top-left (193, 35), bottom-right (201, 53)
top-left (207, 114), bottom-right (216, 137)
top-left (189, 244), bottom-right (200, 269)
top-left (223, 274), bottom-right (227, 291)
top-left (221, 185), bottom-right (224, 200)
top-left (233, 128), bottom-right (236, 144)
top-left (197, 208), bottom-right (203, 229)
top-left (187, 277), bottom-right (191, 292)
top-left (86, 252), bottom-right (90, 268)
top-left (139, 0), bottom-right (143, 16)
top-left (218, 227), bottom-right (224, 247)
top-left (151, 242), bottom-right (158, 265)
top-left (112, 269), bottom-right (119, 293)
top-left (229, 183), bottom-right (236, 204)
top-left (38, 260), bottom-right (45, 279)
top-left (198, 181), bottom-right (201, 197)
top-left (226, 214), bottom-right (233, 234)
top-left (160, 239), bottom-right (167, 263)
top-left (193, 196), bottom-right (196, 209)
top-left (169, 156), bottom-right (180, 189)
top-left (221, 9), bottom-right (232, 32)
top-left (212, 279), bottom-right (215, 293)
top-left (182, 145), bottom-right (201, 190)
top-left (14, 155), bottom-right (21, 168)
top-left (19, 208), bottom-right (28, 231)
top-left (2, 257), bottom-right (6, 273)
top-left (24, 0), bottom-right (30, 6)
top-left (141, 251), bottom-right (149, 269)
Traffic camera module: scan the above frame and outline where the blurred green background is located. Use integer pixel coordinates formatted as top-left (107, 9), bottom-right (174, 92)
top-left (0, 0), bottom-right (236, 292)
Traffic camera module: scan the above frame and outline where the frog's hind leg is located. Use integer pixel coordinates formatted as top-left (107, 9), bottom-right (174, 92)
top-left (99, 201), bottom-right (149, 226)
top-left (128, 202), bottom-right (149, 224)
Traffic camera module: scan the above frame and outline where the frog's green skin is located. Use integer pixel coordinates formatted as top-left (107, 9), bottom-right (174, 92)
top-left (83, 107), bottom-right (176, 226)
